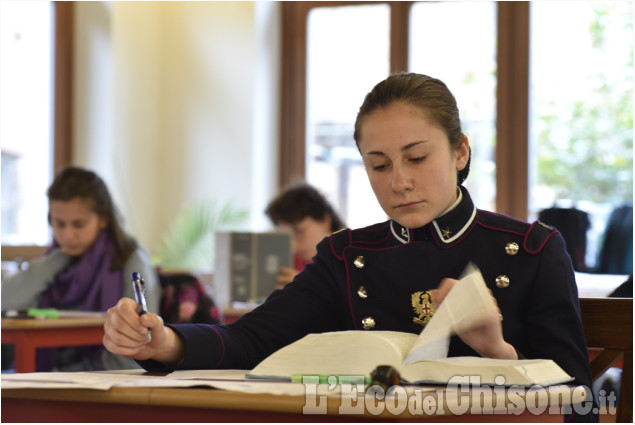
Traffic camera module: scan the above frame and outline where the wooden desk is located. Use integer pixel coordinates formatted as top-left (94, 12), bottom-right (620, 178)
top-left (1, 317), bottom-right (106, 373)
top-left (1, 381), bottom-right (587, 422)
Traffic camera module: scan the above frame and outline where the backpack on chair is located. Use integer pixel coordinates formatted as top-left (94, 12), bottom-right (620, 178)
top-left (159, 272), bottom-right (223, 324)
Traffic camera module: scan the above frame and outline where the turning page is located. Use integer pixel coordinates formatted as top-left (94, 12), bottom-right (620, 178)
top-left (403, 263), bottom-right (497, 364)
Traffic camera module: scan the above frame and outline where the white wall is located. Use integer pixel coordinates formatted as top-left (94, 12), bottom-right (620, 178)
top-left (73, 1), bottom-right (280, 258)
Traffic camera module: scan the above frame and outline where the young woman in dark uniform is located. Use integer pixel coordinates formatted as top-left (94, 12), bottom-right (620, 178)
top-left (103, 73), bottom-right (595, 421)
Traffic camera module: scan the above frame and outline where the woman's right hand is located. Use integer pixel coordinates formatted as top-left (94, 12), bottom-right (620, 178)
top-left (430, 278), bottom-right (517, 360)
top-left (103, 297), bottom-right (184, 364)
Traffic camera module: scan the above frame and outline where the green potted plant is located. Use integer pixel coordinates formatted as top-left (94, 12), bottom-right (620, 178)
top-left (153, 200), bottom-right (248, 272)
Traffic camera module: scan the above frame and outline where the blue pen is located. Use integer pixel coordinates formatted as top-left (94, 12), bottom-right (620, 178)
top-left (131, 272), bottom-right (151, 342)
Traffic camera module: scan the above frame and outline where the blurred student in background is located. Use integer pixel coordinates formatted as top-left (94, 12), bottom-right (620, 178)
top-left (265, 182), bottom-right (345, 286)
top-left (1, 166), bottom-right (159, 371)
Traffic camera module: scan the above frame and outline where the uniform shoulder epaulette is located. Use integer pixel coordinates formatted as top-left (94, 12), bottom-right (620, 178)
top-left (477, 211), bottom-right (559, 255)
top-left (329, 222), bottom-right (391, 258)
top-left (329, 227), bottom-right (351, 259)
top-left (524, 220), bottom-right (559, 254)
top-left (477, 210), bottom-right (531, 235)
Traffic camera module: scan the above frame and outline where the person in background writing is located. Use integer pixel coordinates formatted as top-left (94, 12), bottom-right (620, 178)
top-left (1, 166), bottom-right (159, 372)
top-left (102, 73), bottom-right (595, 421)
top-left (264, 182), bottom-right (345, 287)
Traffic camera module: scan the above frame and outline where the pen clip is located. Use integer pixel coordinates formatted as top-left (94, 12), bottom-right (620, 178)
top-left (131, 272), bottom-right (152, 342)
top-left (132, 272), bottom-right (148, 315)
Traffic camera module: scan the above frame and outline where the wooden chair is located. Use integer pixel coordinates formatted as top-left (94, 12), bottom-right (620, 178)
top-left (579, 297), bottom-right (633, 422)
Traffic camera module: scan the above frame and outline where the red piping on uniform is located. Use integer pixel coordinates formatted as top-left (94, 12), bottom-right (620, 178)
top-left (476, 211), bottom-right (527, 237)
top-left (356, 233), bottom-right (391, 246)
top-left (480, 209), bottom-right (526, 223)
top-left (476, 221), bottom-right (526, 237)
top-left (524, 221), bottom-right (560, 254)
top-left (206, 324), bottom-right (226, 368)
top-left (354, 223), bottom-right (392, 246)
top-left (476, 212), bottom-right (560, 254)
top-left (342, 248), bottom-right (358, 330)
top-left (329, 229), bottom-right (351, 261)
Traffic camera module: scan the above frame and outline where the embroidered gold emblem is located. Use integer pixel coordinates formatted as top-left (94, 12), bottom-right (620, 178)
top-left (412, 291), bottom-right (436, 326)
top-left (442, 227), bottom-right (452, 239)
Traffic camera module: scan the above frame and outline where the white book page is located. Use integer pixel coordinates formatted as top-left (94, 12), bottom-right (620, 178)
top-left (0, 371), bottom-right (219, 390)
top-left (249, 331), bottom-right (416, 378)
top-left (404, 263), bottom-right (496, 364)
top-left (167, 369), bottom-right (250, 380)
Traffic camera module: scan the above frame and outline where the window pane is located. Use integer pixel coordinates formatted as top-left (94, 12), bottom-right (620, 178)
top-left (0, 1), bottom-right (54, 245)
top-left (529, 1), bottom-right (633, 270)
top-left (306, 4), bottom-right (390, 229)
top-left (410, 1), bottom-right (497, 212)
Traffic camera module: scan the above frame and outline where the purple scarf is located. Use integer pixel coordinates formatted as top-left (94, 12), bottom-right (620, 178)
top-left (39, 229), bottom-right (123, 311)
top-left (37, 229), bottom-right (124, 371)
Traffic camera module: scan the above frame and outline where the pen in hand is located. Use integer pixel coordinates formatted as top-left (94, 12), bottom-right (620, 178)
top-left (131, 272), bottom-right (152, 342)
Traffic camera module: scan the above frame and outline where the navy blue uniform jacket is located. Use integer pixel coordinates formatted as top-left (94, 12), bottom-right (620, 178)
top-left (143, 187), bottom-right (593, 402)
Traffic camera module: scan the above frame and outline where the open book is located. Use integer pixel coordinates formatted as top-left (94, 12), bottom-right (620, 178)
top-left (248, 264), bottom-right (574, 387)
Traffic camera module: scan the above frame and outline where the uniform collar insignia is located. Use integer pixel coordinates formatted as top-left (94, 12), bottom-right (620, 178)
top-left (390, 221), bottom-right (410, 244)
top-left (431, 186), bottom-right (477, 245)
top-left (390, 187), bottom-right (477, 245)
top-left (432, 206), bottom-right (476, 244)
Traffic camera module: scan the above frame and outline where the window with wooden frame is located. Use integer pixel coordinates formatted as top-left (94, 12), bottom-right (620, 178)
top-left (280, 1), bottom-right (530, 227)
top-left (1, 1), bottom-right (72, 260)
top-left (281, 1), bottom-right (632, 273)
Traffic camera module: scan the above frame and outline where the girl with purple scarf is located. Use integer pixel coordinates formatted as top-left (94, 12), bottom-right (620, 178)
top-left (2, 166), bottom-right (159, 371)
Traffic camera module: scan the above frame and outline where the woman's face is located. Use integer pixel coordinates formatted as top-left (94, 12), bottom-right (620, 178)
top-left (358, 101), bottom-right (469, 229)
top-left (279, 216), bottom-right (333, 262)
top-left (49, 198), bottom-right (108, 257)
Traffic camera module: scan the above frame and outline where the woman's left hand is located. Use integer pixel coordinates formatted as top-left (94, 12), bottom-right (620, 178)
top-left (430, 278), bottom-right (518, 360)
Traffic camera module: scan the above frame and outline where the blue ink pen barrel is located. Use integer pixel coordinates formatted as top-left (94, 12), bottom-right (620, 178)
top-left (131, 272), bottom-right (152, 342)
